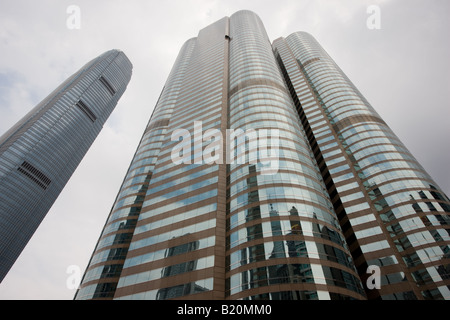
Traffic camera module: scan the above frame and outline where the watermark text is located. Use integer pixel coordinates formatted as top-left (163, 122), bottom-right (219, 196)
top-left (367, 5), bottom-right (381, 30)
top-left (66, 5), bottom-right (81, 30)
top-left (171, 121), bottom-right (279, 175)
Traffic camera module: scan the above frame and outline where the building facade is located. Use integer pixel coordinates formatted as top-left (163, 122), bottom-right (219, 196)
top-left (0, 49), bottom-right (132, 282)
top-left (272, 33), bottom-right (450, 300)
top-left (75, 10), bottom-right (449, 300)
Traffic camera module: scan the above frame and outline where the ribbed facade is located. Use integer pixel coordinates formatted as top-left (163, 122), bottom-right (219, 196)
top-left (273, 32), bottom-right (450, 300)
top-left (225, 12), bottom-right (363, 300)
top-left (75, 18), bottom-right (230, 300)
top-left (0, 50), bottom-right (132, 282)
top-left (75, 10), bottom-right (449, 300)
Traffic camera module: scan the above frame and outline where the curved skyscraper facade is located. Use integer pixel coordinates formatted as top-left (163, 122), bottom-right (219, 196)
top-left (273, 32), bottom-right (450, 300)
top-left (0, 49), bottom-right (132, 282)
top-left (226, 11), bottom-right (364, 300)
top-left (76, 17), bottom-right (230, 300)
top-left (76, 10), bottom-right (449, 300)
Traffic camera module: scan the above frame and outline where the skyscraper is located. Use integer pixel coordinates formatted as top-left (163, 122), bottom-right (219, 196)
top-left (75, 10), bottom-right (449, 300)
top-left (272, 33), bottom-right (450, 300)
top-left (0, 49), bottom-right (132, 283)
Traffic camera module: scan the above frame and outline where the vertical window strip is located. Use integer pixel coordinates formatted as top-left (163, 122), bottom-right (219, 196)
top-left (99, 76), bottom-right (116, 95)
top-left (76, 100), bottom-right (97, 122)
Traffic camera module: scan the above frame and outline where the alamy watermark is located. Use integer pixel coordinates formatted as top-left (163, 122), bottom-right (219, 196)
top-left (66, 264), bottom-right (81, 290)
top-left (66, 5), bottom-right (81, 30)
top-left (367, 5), bottom-right (381, 30)
top-left (171, 121), bottom-right (280, 175)
top-left (366, 265), bottom-right (381, 289)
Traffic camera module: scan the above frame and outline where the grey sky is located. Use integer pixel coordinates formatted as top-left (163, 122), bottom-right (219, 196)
top-left (0, 0), bottom-right (448, 299)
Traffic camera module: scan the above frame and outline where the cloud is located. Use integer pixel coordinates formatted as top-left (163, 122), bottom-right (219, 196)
top-left (0, 0), bottom-right (448, 299)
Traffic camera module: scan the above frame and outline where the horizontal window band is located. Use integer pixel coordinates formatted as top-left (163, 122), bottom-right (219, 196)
top-left (332, 114), bottom-right (387, 133)
top-left (229, 78), bottom-right (288, 97)
top-left (298, 57), bottom-right (321, 69)
top-left (144, 118), bottom-right (170, 134)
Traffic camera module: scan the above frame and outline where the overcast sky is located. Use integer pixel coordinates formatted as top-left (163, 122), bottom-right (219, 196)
top-left (0, 0), bottom-right (448, 300)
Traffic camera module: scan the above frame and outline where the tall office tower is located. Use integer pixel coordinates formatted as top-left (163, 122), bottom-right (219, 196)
top-left (76, 10), bottom-right (449, 300)
top-left (0, 50), bottom-right (132, 282)
top-left (272, 33), bottom-right (450, 300)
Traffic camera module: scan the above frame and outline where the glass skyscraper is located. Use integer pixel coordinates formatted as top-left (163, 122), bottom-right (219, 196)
top-left (0, 49), bottom-right (132, 283)
top-left (75, 10), bottom-right (449, 300)
top-left (272, 33), bottom-right (450, 300)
